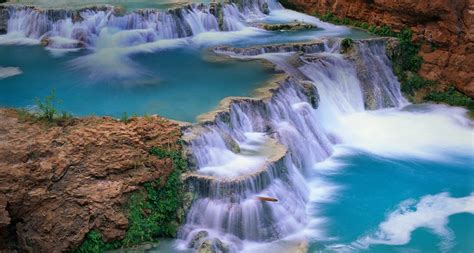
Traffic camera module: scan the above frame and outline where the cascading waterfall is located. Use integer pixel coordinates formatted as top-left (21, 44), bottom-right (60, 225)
top-left (179, 38), bottom-right (407, 252)
top-left (0, 0), bottom-right (283, 49)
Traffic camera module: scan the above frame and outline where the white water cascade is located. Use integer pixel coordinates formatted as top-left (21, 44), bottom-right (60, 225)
top-left (179, 38), bottom-right (408, 252)
top-left (0, 0), bottom-right (283, 48)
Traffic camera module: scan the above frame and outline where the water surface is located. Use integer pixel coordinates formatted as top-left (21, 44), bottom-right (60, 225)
top-left (0, 45), bottom-right (273, 122)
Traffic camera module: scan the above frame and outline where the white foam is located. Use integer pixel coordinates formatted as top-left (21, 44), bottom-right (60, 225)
top-left (354, 192), bottom-right (474, 250)
top-left (190, 27), bottom-right (268, 47)
top-left (68, 28), bottom-right (188, 80)
top-left (197, 132), bottom-right (271, 178)
top-left (332, 105), bottom-right (474, 160)
top-left (0, 66), bottom-right (23, 79)
top-left (258, 9), bottom-right (347, 31)
top-left (0, 32), bottom-right (40, 45)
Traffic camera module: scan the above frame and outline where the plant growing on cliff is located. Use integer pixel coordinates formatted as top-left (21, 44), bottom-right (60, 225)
top-left (28, 90), bottom-right (73, 124)
top-left (35, 90), bottom-right (59, 122)
top-left (75, 145), bottom-right (188, 252)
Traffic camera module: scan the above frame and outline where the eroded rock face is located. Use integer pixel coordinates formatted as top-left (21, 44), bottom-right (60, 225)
top-left (285, 0), bottom-right (474, 97)
top-left (0, 109), bottom-right (181, 252)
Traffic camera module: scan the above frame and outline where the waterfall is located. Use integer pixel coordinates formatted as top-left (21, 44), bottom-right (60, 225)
top-left (0, 0), bottom-right (282, 49)
top-left (179, 38), bottom-right (406, 252)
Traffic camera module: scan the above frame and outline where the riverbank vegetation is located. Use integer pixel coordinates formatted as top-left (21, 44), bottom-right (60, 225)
top-left (16, 90), bottom-right (73, 125)
top-left (75, 146), bottom-right (188, 253)
top-left (316, 12), bottom-right (473, 115)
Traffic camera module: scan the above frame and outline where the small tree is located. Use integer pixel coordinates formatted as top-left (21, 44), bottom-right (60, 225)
top-left (35, 90), bottom-right (60, 122)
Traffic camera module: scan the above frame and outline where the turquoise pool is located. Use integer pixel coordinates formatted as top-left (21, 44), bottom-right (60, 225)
top-left (0, 45), bottom-right (273, 122)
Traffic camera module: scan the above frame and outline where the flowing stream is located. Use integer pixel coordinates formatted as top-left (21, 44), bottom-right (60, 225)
top-left (0, 0), bottom-right (472, 252)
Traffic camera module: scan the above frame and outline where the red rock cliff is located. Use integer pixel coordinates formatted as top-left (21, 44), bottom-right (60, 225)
top-left (0, 109), bottom-right (182, 252)
top-left (285, 0), bottom-right (474, 97)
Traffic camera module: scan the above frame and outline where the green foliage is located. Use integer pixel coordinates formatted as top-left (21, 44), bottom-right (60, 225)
top-left (360, 22), bottom-right (369, 30)
top-left (18, 90), bottom-right (73, 124)
top-left (400, 74), bottom-right (435, 96)
top-left (120, 112), bottom-right (129, 123)
top-left (316, 12), bottom-right (396, 37)
top-left (74, 231), bottom-right (120, 253)
top-left (425, 86), bottom-right (474, 114)
top-left (318, 12), bottom-right (341, 24)
top-left (35, 90), bottom-right (61, 122)
top-left (75, 145), bottom-right (187, 252)
top-left (341, 38), bottom-right (354, 53)
top-left (396, 28), bottom-right (422, 73)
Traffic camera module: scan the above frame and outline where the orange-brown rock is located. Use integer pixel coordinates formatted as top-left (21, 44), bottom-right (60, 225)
top-left (285, 0), bottom-right (474, 97)
top-left (0, 109), bottom-right (181, 252)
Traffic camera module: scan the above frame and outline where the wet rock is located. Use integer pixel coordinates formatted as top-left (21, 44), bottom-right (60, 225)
top-left (197, 238), bottom-right (229, 253)
top-left (188, 230), bottom-right (209, 249)
top-left (113, 6), bottom-right (126, 16)
top-left (0, 6), bottom-right (8, 34)
top-left (301, 81), bottom-right (319, 109)
top-left (261, 2), bottom-right (269, 15)
top-left (40, 37), bottom-right (50, 47)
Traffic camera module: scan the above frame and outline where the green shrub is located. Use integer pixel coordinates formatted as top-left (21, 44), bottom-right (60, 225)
top-left (396, 28), bottom-right (422, 72)
top-left (360, 22), bottom-right (369, 30)
top-left (74, 231), bottom-right (120, 253)
top-left (425, 86), bottom-right (474, 113)
top-left (29, 90), bottom-right (73, 124)
top-left (341, 38), bottom-right (354, 53)
top-left (400, 74), bottom-right (434, 96)
top-left (35, 90), bottom-right (60, 122)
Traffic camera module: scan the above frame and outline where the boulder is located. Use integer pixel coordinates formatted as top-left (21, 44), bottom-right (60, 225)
top-left (197, 238), bottom-right (229, 253)
top-left (188, 230), bottom-right (209, 249)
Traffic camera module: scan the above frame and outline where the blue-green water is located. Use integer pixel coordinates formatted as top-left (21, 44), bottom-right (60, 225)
top-left (308, 149), bottom-right (474, 253)
top-left (0, 45), bottom-right (273, 122)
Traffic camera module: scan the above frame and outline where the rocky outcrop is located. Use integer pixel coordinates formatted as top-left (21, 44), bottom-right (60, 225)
top-left (0, 109), bottom-right (182, 252)
top-left (284, 0), bottom-right (474, 97)
top-left (0, 5), bottom-right (8, 34)
top-left (254, 22), bottom-right (317, 31)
